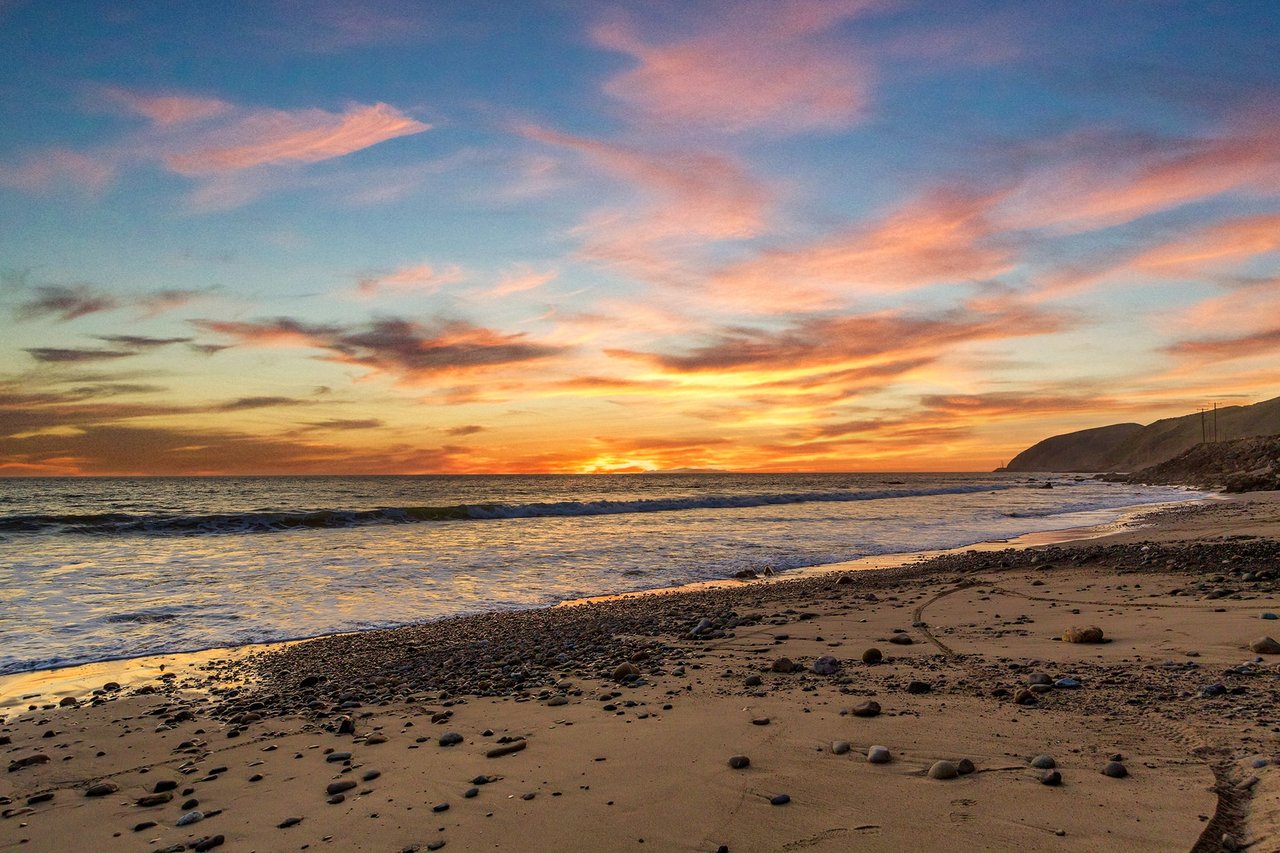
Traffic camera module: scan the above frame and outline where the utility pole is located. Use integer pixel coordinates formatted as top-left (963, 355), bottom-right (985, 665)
top-left (1201, 408), bottom-right (1206, 444)
top-left (1213, 402), bottom-right (1218, 443)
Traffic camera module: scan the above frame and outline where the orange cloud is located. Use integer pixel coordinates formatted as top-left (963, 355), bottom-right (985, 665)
top-left (166, 102), bottom-right (429, 174)
top-left (708, 190), bottom-right (1012, 311)
top-left (593, 0), bottom-right (877, 133)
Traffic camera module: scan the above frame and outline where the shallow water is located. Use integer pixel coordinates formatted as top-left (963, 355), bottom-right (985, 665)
top-left (0, 473), bottom-right (1204, 673)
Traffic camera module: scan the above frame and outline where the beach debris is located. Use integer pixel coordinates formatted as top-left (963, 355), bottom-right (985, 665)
top-left (928, 760), bottom-right (959, 780)
top-left (811, 655), bottom-right (840, 675)
top-left (861, 647), bottom-right (883, 664)
top-left (1062, 626), bottom-right (1105, 643)
top-left (1248, 636), bottom-right (1280, 654)
top-left (728, 755), bottom-right (750, 769)
top-left (1101, 761), bottom-right (1128, 778)
top-left (867, 746), bottom-right (891, 764)
top-left (486, 739), bottom-right (527, 758)
top-left (7, 754), bottom-right (50, 772)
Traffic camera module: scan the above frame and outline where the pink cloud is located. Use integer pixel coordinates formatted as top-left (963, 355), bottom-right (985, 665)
top-left (355, 262), bottom-right (465, 297)
top-left (101, 86), bottom-right (232, 126)
top-left (491, 266), bottom-right (558, 297)
top-left (708, 189), bottom-right (1012, 311)
top-left (0, 147), bottom-right (115, 195)
top-left (1000, 118), bottom-right (1280, 234)
top-left (593, 0), bottom-right (878, 133)
top-left (165, 103), bottom-right (430, 174)
top-left (520, 124), bottom-right (770, 281)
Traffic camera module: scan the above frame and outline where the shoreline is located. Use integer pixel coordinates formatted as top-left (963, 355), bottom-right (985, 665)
top-left (0, 494), bottom-right (1213, 708)
top-left (3, 492), bottom-right (1277, 852)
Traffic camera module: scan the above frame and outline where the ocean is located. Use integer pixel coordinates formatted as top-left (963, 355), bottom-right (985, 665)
top-left (0, 473), bottom-right (1205, 675)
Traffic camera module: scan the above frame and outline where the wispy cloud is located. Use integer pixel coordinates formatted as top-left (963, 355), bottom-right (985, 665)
top-left (355, 262), bottom-right (465, 297)
top-left (593, 0), bottom-right (878, 133)
top-left (24, 347), bottom-right (139, 363)
top-left (16, 284), bottom-right (117, 321)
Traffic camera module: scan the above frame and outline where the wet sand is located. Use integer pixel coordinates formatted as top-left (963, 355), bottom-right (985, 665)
top-left (2, 493), bottom-right (1278, 852)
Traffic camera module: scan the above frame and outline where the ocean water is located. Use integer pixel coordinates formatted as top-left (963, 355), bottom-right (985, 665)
top-left (0, 474), bottom-right (1204, 674)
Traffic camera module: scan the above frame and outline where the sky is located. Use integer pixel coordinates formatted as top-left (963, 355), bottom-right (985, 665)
top-left (2, 0), bottom-right (1279, 475)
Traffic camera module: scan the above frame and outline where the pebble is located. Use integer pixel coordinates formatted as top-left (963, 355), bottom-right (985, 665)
top-left (464, 787), bottom-right (479, 798)
top-left (1041, 770), bottom-right (1062, 786)
top-left (136, 793), bottom-right (172, 807)
top-left (956, 758), bottom-right (975, 775)
top-left (326, 752), bottom-right (352, 763)
top-left (1031, 755), bottom-right (1056, 769)
top-left (771, 658), bottom-right (795, 673)
top-left (362, 770), bottom-right (381, 782)
top-left (906, 681), bottom-right (931, 694)
top-left (176, 811), bottom-right (204, 827)
top-left (769, 794), bottom-right (790, 805)
top-left (278, 817), bottom-right (303, 828)
top-left (728, 755), bottom-right (750, 769)
top-left (84, 782), bottom-right (119, 797)
top-left (832, 741), bottom-right (850, 755)
top-left (1263, 613), bottom-right (1278, 620)
top-left (439, 732), bottom-right (463, 747)
top-left (613, 663), bottom-right (640, 681)
top-left (1054, 678), bottom-right (1081, 689)
top-left (486, 740), bottom-right (527, 758)
top-left (1102, 762), bottom-right (1128, 778)
top-left (862, 648), bottom-right (883, 664)
top-left (744, 675), bottom-right (762, 687)
top-left (888, 635), bottom-right (913, 646)
top-left (751, 717), bottom-right (770, 726)
top-left (867, 746), bottom-right (891, 764)
top-left (928, 760), bottom-right (959, 780)
top-left (326, 780), bottom-right (357, 796)
top-left (433, 802), bottom-right (450, 812)
top-left (852, 700), bottom-right (881, 717)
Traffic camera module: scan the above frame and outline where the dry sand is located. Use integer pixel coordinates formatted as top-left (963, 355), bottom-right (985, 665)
top-left (2, 494), bottom-right (1278, 852)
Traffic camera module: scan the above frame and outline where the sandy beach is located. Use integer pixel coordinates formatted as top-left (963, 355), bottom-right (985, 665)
top-left (2, 494), bottom-right (1278, 852)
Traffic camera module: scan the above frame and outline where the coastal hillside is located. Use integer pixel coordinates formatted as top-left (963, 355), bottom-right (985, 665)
top-left (1004, 394), bottom-right (1280, 472)
top-left (1128, 435), bottom-right (1280, 492)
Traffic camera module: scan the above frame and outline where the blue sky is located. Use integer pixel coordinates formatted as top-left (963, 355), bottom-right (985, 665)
top-left (2, 0), bottom-right (1278, 474)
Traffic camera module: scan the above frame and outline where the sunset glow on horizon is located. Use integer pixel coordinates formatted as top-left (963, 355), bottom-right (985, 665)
top-left (2, 0), bottom-right (1279, 476)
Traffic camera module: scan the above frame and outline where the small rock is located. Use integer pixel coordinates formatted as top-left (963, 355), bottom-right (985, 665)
top-left (861, 648), bottom-right (883, 664)
top-left (1041, 770), bottom-right (1062, 786)
top-left (728, 755), bottom-right (750, 769)
top-left (176, 810), bottom-right (204, 827)
top-left (928, 760), bottom-right (959, 780)
top-left (1062, 626), bottom-right (1105, 644)
top-left (439, 732), bottom-right (463, 747)
top-left (1249, 636), bottom-right (1280, 655)
top-left (325, 752), bottom-right (352, 763)
top-left (278, 817), bottom-right (303, 828)
top-left (867, 746), bottom-right (891, 764)
top-left (85, 782), bottom-right (119, 797)
top-left (888, 635), bottom-right (913, 646)
top-left (769, 794), bottom-right (790, 805)
top-left (906, 681), bottom-right (931, 694)
top-left (1101, 762), bottom-right (1128, 778)
top-left (1031, 755), bottom-right (1056, 769)
top-left (770, 658), bottom-right (795, 673)
top-left (852, 700), bottom-right (881, 717)
top-left (831, 741), bottom-right (850, 755)
top-left (956, 758), bottom-right (975, 775)
top-left (811, 656), bottom-right (839, 675)
top-left (613, 663), bottom-right (640, 681)
top-left (433, 802), bottom-right (450, 812)
top-left (744, 675), bottom-right (762, 687)
top-left (326, 780), bottom-right (357, 796)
